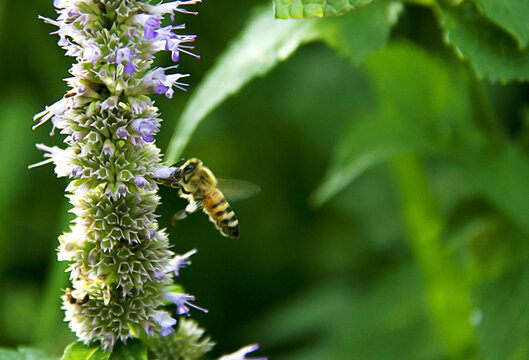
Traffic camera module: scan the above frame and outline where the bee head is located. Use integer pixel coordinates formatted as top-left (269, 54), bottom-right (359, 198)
top-left (174, 158), bottom-right (201, 178)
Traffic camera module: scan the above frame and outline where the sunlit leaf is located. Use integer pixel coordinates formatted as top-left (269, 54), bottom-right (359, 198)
top-left (165, 4), bottom-right (320, 163)
top-left (441, 3), bottom-right (529, 82)
top-left (274, 0), bottom-right (374, 19)
top-left (61, 342), bottom-right (110, 360)
top-left (472, 0), bottom-right (529, 49)
top-left (312, 43), bottom-right (475, 206)
top-left (0, 347), bottom-right (57, 360)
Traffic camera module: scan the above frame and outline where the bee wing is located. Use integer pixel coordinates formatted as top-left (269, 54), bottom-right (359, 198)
top-left (217, 179), bottom-right (261, 202)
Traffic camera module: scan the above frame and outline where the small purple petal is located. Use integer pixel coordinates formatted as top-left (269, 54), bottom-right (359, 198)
top-left (164, 292), bottom-right (208, 316)
top-left (169, 249), bottom-right (197, 277)
top-left (134, 175), bottom-right (149, 188)
top-left (154, 166), bottom-right (177, 179)
top-left (152, 310), bottom-right (176, 337)
top-left (124, 62), bottom-right (136, 74)
top-left (115, 126), bottom-right (129, 139)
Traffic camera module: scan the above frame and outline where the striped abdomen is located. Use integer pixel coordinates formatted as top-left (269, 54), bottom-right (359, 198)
top-left (203, 189), bottom-right (239, 238)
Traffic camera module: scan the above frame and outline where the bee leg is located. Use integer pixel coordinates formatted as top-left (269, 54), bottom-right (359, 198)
top-left (185, 199), bottom-right (203, 214)
top-left (171, 209), bottom-right (189, 225)
top-left (171, 200), bottom-right (203, 226)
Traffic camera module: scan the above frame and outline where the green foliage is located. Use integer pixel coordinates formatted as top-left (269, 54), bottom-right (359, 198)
top-left (473, 264), bottom-right (529, 360)
top-left (61, 343), bottom-right (110, 360)
top-left (274, 0), bottom-right (374, 19)
top-left (318, 0), bottom-right (403, 64)
top-left (312, 42), bottom-right (475, 206)
top-left (109, 341), bottom-right (147, 360)
top-left (441, 3), bottom-right (529, 82)
top-left (456, 146), bottom-right (529, 235)
top-left (0, 347), bottom-right (57, 360)
top-left (256, 265), bottom-right (443, 360)
top-left (61, 341), bottom-right (147, 360)
top-left (166, 0), bottom-right (402, 163)
top-left (472, 0), bottom-right (529, 48)
top-left (165, 3), bottom-right (320, 163)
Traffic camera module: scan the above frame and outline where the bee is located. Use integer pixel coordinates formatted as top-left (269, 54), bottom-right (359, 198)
top-left (64, 288), bottom-right (89, 305)
top-left (159, 158), bottom-right (259, 238)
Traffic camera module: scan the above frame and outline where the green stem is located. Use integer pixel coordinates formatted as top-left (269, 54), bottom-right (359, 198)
top-left (465, 70), bottom-right (505, 151)
top-left (393, 153), bottom-right (478, 359)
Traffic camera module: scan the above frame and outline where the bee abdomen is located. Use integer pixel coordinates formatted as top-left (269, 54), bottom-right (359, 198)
top-left (204, 190), bottom-right (239, 238)
top-left (218, 215), bottom-right (239, 238)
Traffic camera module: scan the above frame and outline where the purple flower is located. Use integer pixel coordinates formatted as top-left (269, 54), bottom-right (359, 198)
top-left (142, 68), bottom-right (190, 98)
top-left (115, 47), bottom-right (138, 74)
top-left (152, 310), bottom-right (177, 337)
top-left (115, 126), bottom-right (129, 139)
top-left (153, 166), bottom-right (177, 179)
top-left (164, 292), bottom-right (208, 316)
top-left (134, 175), bottom-right (149, 188)
top-left (169, 249), bottom-right (197, 277)
top-left (150, 1), bottom-right (202, 18)
top-left (132, 118), bottom-right (157, 142)
top-left (218, 344), bottom-right (267, 360)
top-left (151, 25), bottom-right (200, 62)
top-left (136, 14), bottom-right (161, 39)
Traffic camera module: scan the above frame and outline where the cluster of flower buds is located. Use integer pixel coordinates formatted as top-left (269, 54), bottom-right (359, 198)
top-left (32, 0), bottom-right (205, 351)
top-left (33, 1), bottom-right (267, 358)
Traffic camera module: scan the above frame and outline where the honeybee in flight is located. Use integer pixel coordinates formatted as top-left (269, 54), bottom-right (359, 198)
top-left (159, 158), bottom-right (259, 238)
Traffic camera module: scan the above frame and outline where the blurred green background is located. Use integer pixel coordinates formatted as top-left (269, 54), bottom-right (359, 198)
top-left (1, 0), bottom-right (529, 359)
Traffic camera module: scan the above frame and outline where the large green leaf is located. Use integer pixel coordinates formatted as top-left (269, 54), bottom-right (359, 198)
top-left (0, 347), bottom-right (57, 360)
top-left (274, 0), bottom-right (374, 19)
top-left (165, 4), bottom-right (320, 163)
top-left (441, 4), bottom-right (529, 82)
top-left (472, 0), bottom-right (529, 49)
top-left (166, 1), bottom-right (402, 163)
top-left (311, 42), bottom-right (475, 206)
top-left (61, 343), bottom-right (109, 360)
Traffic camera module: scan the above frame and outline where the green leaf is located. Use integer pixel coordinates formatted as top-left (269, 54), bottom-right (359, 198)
top-left (457, 145), bottom-right (529, 236)
top-left (441, 3), bottom-right (529, 82)
top-left (274, 0), bottom-right (374, 19)
top-left (0, 347), bottom-right (57, 360)
top-left (474, 264), bottom-right (529, 360)
top-left (319, 0), bottom-right (403, 64)
top-left (256, 265), bottom-right (443, 360)
top-left (109, 340), bottom-right (147, 360)
top-left (311, 42), bottom-right (475, 206)
top-left (165, 3), bottom-right (320, 163)
top-left (61, 342), bottom-right (110, 360)
top-left (472, 0), bottom-right (529, 49)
